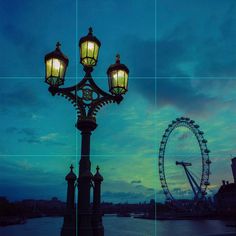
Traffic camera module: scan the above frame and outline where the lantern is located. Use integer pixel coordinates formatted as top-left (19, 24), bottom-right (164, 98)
top-left (79, 27), bottom-right (101, 67)
top-left (44, 42), bottom-right (68, 87)
top-left (107, 54), bottom-right (129, 95)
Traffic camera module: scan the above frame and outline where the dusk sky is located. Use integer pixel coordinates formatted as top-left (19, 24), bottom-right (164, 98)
top-left (1, 0), bottom-right (236, 203)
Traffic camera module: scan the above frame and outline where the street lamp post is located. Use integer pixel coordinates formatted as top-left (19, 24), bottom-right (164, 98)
top-left (44, 28), bottom-right (129, 236)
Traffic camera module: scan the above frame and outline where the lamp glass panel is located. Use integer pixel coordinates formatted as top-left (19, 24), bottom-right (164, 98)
top-left (87, 41), bottom-right (95, 57)
top-left (81, 42), bottom-right (87, 59)
top-left (111, 70), bottom-right (118, 88)
top-left (94, 43), bottom-right (99, 61)
top-left (117, 70), bottom-right (125, 87)
top-left (81, 41), bottom-right (97, 66)
top-left (46, 59), bottom-right (52, 78)
top-left (109, 69), bottom-right (128, 95)
top-left (51, 58), bottom-right (61, 77)
top-left (124, 71), bottom-right (128, 89)
top-left (59, 61), bottom-right (66, 79)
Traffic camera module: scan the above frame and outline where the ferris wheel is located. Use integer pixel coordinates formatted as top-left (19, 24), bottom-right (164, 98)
top-left (158, 117), bottom-right (211, 202)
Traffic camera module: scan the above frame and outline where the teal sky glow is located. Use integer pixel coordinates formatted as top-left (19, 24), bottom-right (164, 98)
top-left (0, 0), bottom-right (236, 203)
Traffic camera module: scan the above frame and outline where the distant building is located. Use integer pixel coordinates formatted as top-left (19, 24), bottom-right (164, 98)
top-left (231, 157), bottom-right (236, 183)
top-left (214, 158), bottom-right (236, 216)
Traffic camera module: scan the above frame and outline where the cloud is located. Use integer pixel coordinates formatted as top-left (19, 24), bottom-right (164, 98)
top-left (39, 133), bottom-right (58, 142)
top-left (102, 191), bottom-right (149, 203)
top-left (5, 127), bottom-right (18, 133)
top-left (133, 77), bottom-right (225, 118)
top-left (19, 132), bottom-right (65, 146)
top-left (0, 86), bottom-right (45, 113)
top-left (131, 180), bottom-right (142, 184)
top-left (19, 128), bottom-right (36, 136)
top-left (178, 132), bottom-right (190, 141)
top-left (0, 157), bottom-right (66, 201)
top-left (102, 180), bottom-right (155, 203)
top-left (123, 1), bottom-right (236, 118)
top-left (124, 37), bottom-right (225, 117)
top-left (5, 126), bottom-right (65, 146)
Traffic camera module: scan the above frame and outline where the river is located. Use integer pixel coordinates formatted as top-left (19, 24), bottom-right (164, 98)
top-left (0, 216), bottom-right (235, 236)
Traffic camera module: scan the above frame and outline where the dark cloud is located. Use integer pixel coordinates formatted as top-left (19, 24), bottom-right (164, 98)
top-left (1, 163), bottom-right (74, 200)
top-left (219, 3), bottom-right (236, 40)
top-left (4, 126), bottom-right (66, 146)
top-left (123, 2), bottom-right (236, 118)
top-left (125, 37), bottom-right (222, 117)
top-left (19, 128), bottom-right (36, 136)
top-left (146, 188), bottom-right (154, 192)
top-left (131, 180), bottom-right (142, 184)
top-left (2, 24), bottom-right (34, 51)
top-left (178, 132), bottom-right (190, 141)
top-left (5, 127), bottom-right (18, 133)
top-left (0, 158), bottom-right (66, 201)
top-left (135, 185), bottom-right (142, 188)
top-left (127, 39), bottom-right (155, 78)
top-left (171, 188), bottom-right (193, 198)
top-left (102, 191), bottom-right (148, 203)
top-left (102, 180), bottom-right (155, 203)
top-left (133, 77), bottom-right (224, 118)
top-left (18, 134), bottom-right (66, 146)
top-left (0, 87), bottom-right (45, 113)
top-left (126, 35), bottom-right (188, 78)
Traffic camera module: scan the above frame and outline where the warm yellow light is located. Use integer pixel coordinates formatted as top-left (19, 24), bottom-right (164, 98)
top-left (80, 41), bottom-right (100, 67)
top-left (44, 42), bottom-right (68, 87)
top-left (109, 69), bottom-right (128, 95)
top-left (88, 42), bottom-right (94, 50)
top-left (53, 59), bottom-right (61, 70)
top-left (79, 27), bottom-right (101, 67)
top-left (107, 54), bottom-right (129, 95)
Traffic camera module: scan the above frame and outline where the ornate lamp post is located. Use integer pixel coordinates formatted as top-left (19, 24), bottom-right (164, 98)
top-left (44, 27), bottom-right (129, 236)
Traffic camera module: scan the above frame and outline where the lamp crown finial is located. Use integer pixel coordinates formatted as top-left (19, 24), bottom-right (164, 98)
top-left (56, 42), bottom-right (61, 49)
top-left (88, 27), bottom-right (93, 35)
top-left (96, 165), bottom-right (100, 172)
top-left (116, 54), bottom-right (120, 63)
top-left (70, 164), bottom-right (74, 171)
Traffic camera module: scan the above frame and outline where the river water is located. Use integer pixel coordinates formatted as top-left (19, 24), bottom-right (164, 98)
top-left (0, 216), bottom-right (235, 236)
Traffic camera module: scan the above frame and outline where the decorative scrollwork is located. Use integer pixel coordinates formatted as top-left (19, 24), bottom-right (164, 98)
top-left (48, 70), bottom-right (123, 122)
top-left (82, 88), bottom-right (93, 101)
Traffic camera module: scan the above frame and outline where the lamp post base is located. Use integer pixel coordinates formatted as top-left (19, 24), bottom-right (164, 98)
top-left (77, 210), bottom-right (94, 236)
top-left (92, 217), bottom-right (104, 236)
top-left (78, 228), bottom-right (94, 236)
top-left (93, 227), bottom-right (104, 236)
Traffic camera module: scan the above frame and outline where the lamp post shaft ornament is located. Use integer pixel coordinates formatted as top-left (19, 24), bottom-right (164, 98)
top-left (44, 27), bottom-right (129, 236)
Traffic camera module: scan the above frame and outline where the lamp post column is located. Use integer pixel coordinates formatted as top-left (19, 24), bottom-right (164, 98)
top-left (77, 120), bottom-right (97, 236)
top-left (44, 29), bottom-right (129, 236)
